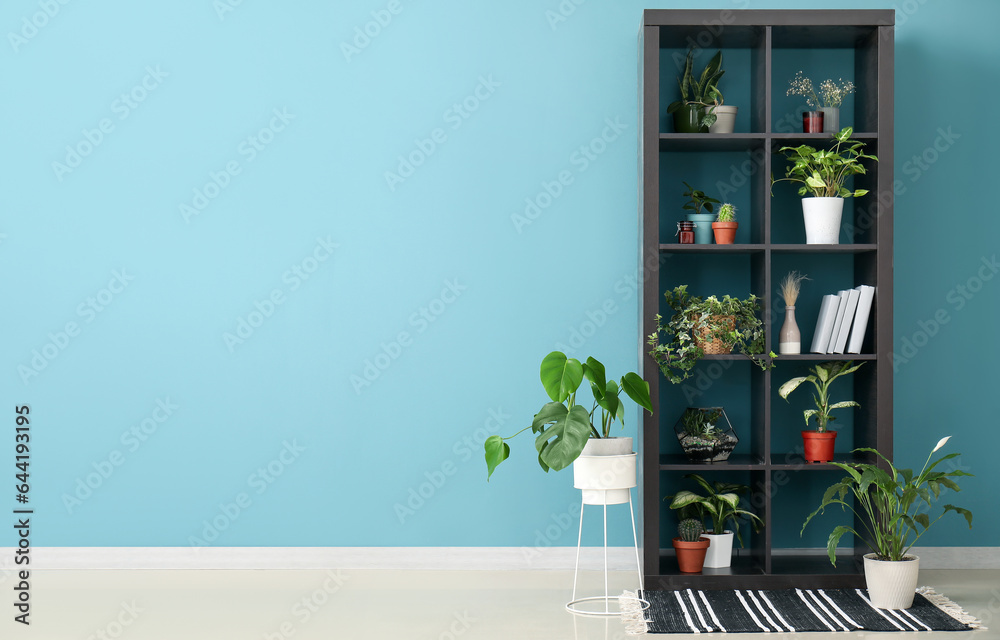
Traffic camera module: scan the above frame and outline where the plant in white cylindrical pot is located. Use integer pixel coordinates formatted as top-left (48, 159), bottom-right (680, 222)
top-left (483, 351), bottom-right (653, 490)
top-left (802, 437), bottom-right (974, 609)
top-left (772, 127), bottom-right (877, 244)
top-left (666, 473), bottom-right (763, 569)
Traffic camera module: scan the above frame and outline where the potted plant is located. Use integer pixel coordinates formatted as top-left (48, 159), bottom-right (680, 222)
top-left (674, 407), bottom-right (738, 462)
top-left (681, 182), bottom-right (720, 245)
top-left (772, 127), bottom-right (877, 244)
top-left (484, 351), bottom-right (653, 504)
top-left (777, 360), bottom-right (863, 462)
top-left (647, 285), bottom-right (773, 384)
top-left (787, 71), bottom-right (856, 133)
top-left (777, 271), bottom-right (808, 355)
top-left (672, 518), bottom-right (710, 573)
top-left (711, 203), bottom-right (738, 244)
top-left (667, 49), bottom-right (724, 133)
top-left (667, 474), bottom-right (763, 569)
top-left (802, 437), bottom-right (973, 609)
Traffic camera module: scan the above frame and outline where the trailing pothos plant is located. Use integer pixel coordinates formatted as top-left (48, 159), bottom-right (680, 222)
top-left (772, 127), bottom-right (878, 198)
top-left (647, 285), bottom-right (773, 384)
top-left (484, 351), bottom-right (652, 480)
top-left (666, 473), bottom-right (763, 546)
top-left (802, 437), bottom-right (974, 565)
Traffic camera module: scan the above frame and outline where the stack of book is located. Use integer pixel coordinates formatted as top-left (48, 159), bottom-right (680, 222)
top-left (810, 285), bottom-right (876, 354)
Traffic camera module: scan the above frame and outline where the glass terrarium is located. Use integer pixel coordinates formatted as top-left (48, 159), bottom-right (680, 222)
top-left (674, 407), bottom-right (739, 462)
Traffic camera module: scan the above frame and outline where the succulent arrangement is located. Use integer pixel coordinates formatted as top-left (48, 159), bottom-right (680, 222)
top-left (676, 407), bottom-right (738, 462)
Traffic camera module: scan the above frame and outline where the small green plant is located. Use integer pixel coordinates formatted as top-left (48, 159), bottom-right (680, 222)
top-left (647, 285), bottom-right (774, 384)
top-left (772, 127), bottom-right (878, 198)
top-left (778, 360), bottom-right (862, 432)
top-left (680, 407), bottom-right (723, 438)
top-left (678, 518), bottom-right (705, 542)
top-left (803, 437), bottom-right (973, 565)
top-left (667, 474), bottom-right (763, 545)
top-left (682, 182), bottom-right (720, 216)
top-left (667, 49), bottom-right (725, 128)
top-left (484, 351), bottom-right (653, 480)
top-left (716, 203), bottom-right (736, 222)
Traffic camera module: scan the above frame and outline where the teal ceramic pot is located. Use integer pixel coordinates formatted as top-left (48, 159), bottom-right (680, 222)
top-left (673, 104), bottom-right (708, 133)
top-left (686, 213), bottom-right (716, 244)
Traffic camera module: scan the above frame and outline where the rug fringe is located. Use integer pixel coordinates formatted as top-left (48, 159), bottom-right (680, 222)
top-left (619, 590), bottom-right (649, 635)
top-left (917, 585), bottom-right (988, 630)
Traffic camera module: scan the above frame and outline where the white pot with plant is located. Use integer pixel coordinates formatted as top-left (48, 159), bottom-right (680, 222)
top-left (787, 71), bottom-right (856, 134)
top-left (484, 351), bottom-right (652, 506)
top-left (666, 473), bottom-right (763, 569)
top-left (772, 127), bottom-right (877, 244)
top-left (803, 437), bottom-right (974, 609)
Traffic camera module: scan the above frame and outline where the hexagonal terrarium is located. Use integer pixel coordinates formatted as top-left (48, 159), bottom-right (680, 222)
top-left (674, 407), bottom-right (738, 462)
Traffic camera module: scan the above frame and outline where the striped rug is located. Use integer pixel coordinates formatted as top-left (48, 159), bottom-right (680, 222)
top-left (621, 587), bottom-right (985, 634)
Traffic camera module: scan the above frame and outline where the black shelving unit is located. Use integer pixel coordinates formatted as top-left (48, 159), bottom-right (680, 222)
top-left (639, 9), bottom-right (894, 590)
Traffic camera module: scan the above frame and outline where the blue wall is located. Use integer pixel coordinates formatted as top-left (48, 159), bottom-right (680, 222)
top-left (1, 0), bottom-right (996, 549)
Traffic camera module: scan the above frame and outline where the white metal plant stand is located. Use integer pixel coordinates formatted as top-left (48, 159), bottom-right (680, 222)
top-left (565, 450), bottom-right (650, 616)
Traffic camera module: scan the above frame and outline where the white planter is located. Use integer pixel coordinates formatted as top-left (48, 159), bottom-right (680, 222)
top-left (801, 197), bottom-right (844, 244)
top-left (704, 105), bottom-right (738, 134)
top-left (702, 530), bottom-right (734, 568)
top-left (573, 438), bottom-right (636, 506)
top-left (864, 554), bottom-right (920, 609)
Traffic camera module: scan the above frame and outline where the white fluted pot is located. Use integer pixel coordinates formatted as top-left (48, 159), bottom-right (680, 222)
top-left (864, 554), bottom-right (920, 609)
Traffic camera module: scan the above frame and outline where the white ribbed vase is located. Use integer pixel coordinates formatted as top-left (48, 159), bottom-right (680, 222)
top-left (864, 554), bottom-right (920, 609)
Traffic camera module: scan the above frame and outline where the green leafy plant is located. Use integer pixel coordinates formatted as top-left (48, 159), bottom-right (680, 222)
top-left (647, 285), bottom-right (773, 384)
top-left (678, 518), bottom-right (705, 542)
top-left (772, 127), bottom-right (878, 198)
top-left (716, 203), bottom-right (736, 222)
top-left (667, 49), bottom-right (725, 128)
top-left (666, 474), bottom-right (763, 546)
top-left (484, 351), bottom-right (653, 480)
top-left (778, 360), bottom-right (862, 432)
top-left (682, 182), bottom-right (721, 216)
top-left (680, 407), bottom-right (723, 438)
top-left (802, 437), bottom-right (974, 565)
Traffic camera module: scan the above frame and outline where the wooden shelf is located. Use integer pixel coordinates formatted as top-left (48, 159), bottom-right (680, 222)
top-left (640, 8), bottom-right (893, 590)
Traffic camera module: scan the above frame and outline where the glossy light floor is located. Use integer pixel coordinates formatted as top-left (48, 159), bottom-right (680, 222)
top-left (2, 568), bottom-right (996, 639)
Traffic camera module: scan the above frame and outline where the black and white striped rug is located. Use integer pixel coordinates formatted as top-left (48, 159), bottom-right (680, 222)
top-left (621, 587), bottom-right (985, 634)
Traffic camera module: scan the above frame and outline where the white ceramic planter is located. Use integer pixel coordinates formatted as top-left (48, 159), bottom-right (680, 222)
top-left (702, 530), bottom-right (734, 568)
top-left (864, 554), bottom-right (919, 609)
top-left (704, 105), bottom-right (738, 134)
top-left (801, 197), bottom-right (844, 244)
top-left (573, 437), bottom-right (636, 506)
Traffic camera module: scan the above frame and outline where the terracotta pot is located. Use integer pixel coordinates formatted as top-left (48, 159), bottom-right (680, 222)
top-left (802, 430), bottom-right (837, 462)
top-left (672, 537), bottom-right (710, 573)
top-left (711, 221), bottom-right (738, 244)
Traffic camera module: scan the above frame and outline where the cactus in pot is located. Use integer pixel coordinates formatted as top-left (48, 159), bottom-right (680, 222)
top-left (678, 518), bottom-right (705, 542)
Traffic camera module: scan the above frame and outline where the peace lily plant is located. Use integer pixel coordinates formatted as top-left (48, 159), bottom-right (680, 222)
top-left (484, 351), bottom-right (652, 480)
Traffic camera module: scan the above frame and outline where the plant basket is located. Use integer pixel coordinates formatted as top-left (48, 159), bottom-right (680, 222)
top-left (691, 315), bottom-right (735, 354)
top-left (674, 407), bottom-right (738, 462)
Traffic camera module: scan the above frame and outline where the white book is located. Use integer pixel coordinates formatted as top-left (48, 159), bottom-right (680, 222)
top-left (847, 285), bottom-right (876, 354)
top-left (831, 288), bottom-right (861, 354)
top-left (824, 291), bottom-right (851, 354)
top-left (810, 294), bottom-right (841, 353)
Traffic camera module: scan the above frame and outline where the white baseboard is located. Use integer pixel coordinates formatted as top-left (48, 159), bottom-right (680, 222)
top-left (0, 547), bottom-right (640, 571)
top-left (1, 546), bottom-right (994, 571)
